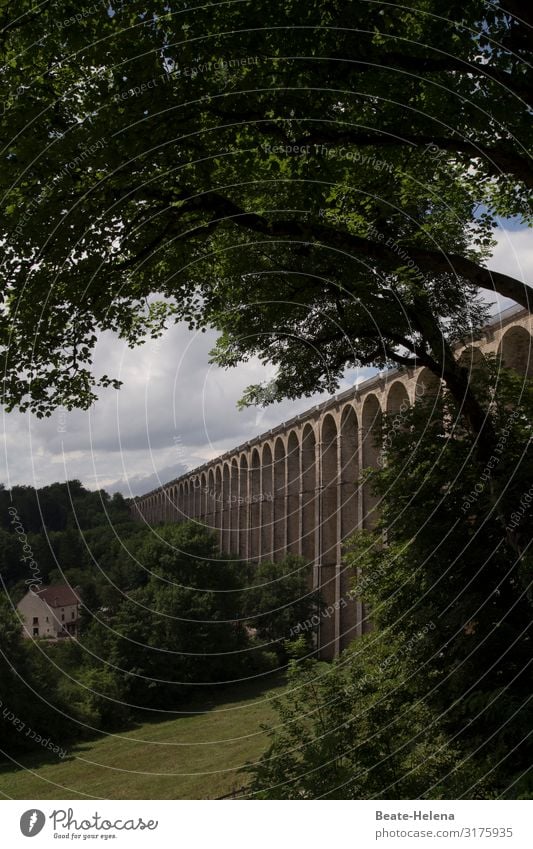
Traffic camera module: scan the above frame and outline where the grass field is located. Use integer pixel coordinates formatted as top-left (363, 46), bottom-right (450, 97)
top-left (0, 674), bottom-right (286, 800)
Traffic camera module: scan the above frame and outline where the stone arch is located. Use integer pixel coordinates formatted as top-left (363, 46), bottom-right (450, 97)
top-left (301, 424), bottom-right (316, 564)
top-left (172, 485), bottom-right (178, 521)
top-left (189, 478), bottom-right (196, 519)
top-left (230, 459), bottom-right (239, 554)
top-left (214, 466), bottom-right (223, 546)
top-left (273, 438), bottom-right (286, 559)
top-left (498, 326), bottom-right (533, 377)
top-left (239, 454), bottom-right (249, 558)
top-left (386, 380), bottom-right (410, 416)
top-left (458, 345), bottom-right (489, 381)
top-left (261, 443), bottom-right (274, 560)
top-left (362, 394), bottom-right (382, 467)
top-left (414, 367), bottom-right (441, 404)
top-left (188, 482), bottom-right (193, 519)
top-left (194, 475), bottom-right (203, 519)
top-left (287, 431), bottom-right (300, 555)
top-left (384, 382), bottom-right (410, 459)
top-left (340, 404), bottom-right (359, 542)
top-left (184, 481), bottom-right (190, 519)
top-left (250, 448), bottom-right (261, 560)
top-left (200, 472), bottom-right (207, 521)
top-left (361, 394), bottom-right (382, 528)
top-left (222, 463), bottom-right (231, 552)
top-left (321, 414), bottom-right (339, 566)
top-left (320, 413), bottom-right (339, 659)
top-left (207, 469), bottom-right (215, 529)
top-left (339, 404), bottom-right (360, 651)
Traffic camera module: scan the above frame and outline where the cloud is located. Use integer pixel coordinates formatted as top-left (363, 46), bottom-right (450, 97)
top-left (0, 225), bottom-right (529, 496)
top-left (486, 226), bottom-right (533, 312)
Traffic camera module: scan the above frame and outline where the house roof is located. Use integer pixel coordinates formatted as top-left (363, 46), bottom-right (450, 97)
top-left (36, 584), bottom-right (81, 608)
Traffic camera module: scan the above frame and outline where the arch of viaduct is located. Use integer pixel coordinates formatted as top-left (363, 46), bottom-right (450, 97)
top-left (132, 307), bottom-right (533, 659)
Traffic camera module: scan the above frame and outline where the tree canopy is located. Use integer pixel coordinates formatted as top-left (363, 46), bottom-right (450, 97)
top-left (247, 365), bottom-right (533, 799)
top-left (0, 1), bottom-right (531, 424)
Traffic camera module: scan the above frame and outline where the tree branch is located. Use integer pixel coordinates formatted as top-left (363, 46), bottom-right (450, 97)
top-left (193, 192), bottom-right (533, 312)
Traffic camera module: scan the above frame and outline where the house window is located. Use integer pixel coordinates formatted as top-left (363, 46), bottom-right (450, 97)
top-left (61, 614), bottom-right (65, 621)
top-left (46, 617), bottom-right (49, 622)
top-left (71, 611), bottom-right (75, 619)
top-left (33, 627), bottom-right (39, 636)
top-left (32, 617), bottom-right (39, 625)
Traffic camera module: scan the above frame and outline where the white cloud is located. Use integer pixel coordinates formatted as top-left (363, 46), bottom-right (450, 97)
top-left (1, 224), bottom-right (529, 496)
top-left (486, 226), bottom-right (532, 312)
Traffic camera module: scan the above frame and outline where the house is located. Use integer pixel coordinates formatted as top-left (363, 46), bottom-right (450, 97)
top-left (17, 584), bottom-right (81, 639)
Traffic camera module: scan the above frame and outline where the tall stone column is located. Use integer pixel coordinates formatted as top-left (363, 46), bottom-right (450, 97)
top-left (194, 477), bottom-right (201, 521)
top-left (273, 440), bottom-right (287, 560)
top-left (249, 450), bottom-right (261, 561)
top-left (221, 464), bottom-right (230, 552)
top-left (286, 432), bottom-right (300, 556)
top-left (214, 467), bottom-right (223, 548)
top-left (203, 475), bottom-right (209, 520)
top-left (261, 445), bottom-right (273, 561)
top-left (206, 472), bottom-right (214, 531)
top-left (314, 436), bottom-right (323, 653)
top-left (339, 408), bottom-right (361, 649)
top-left (186, 482), bottom-right (192, 520)
top-left (300, 427), bottom-right (316, 564)
top-left (238, 457), bottom-right (249, 560)
top-left (230, 460), bottom-right (239, 554)
top-left (361, 396), bottom-right (381, 530)
top-left (318, 417), bottom-right (339, 660)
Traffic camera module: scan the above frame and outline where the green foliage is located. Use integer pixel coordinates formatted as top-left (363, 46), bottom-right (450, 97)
top-left (0, 2), bottom-right (530, 414)
top-left (2, 484), bottom-right (316, 753)
top-left (244, 555), bottom-right (320, 660)
top-left (347, 366), bottom-right (533, 794)
top-left (0, 597), bottom-right (90, 760)
top-left (90, 530), bottom-right (321, 708)
top-left (247, 644), bottom-right (483, 799)
top-left (248, 368), bottom-right (533, 798)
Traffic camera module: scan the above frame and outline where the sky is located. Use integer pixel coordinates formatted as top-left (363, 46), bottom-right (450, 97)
top-left (1, 224), bottom-right (530, 498)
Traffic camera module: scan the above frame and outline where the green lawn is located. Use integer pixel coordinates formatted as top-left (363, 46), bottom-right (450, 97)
top-left (0, 674), bottom-right (286, 799)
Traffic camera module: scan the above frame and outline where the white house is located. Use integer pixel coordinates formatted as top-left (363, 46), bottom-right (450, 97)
top-left (17, 584), bottom-right (81, 639)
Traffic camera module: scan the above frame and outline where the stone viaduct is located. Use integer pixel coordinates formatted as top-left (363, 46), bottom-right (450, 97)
top-left (132, 306), bottom-right (532, 659)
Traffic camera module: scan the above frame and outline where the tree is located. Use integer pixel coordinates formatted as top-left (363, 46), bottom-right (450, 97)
top-left (344, 363), bottom-right (533, 795)
top-left (247, 642), bottom-right (482, 799)
top-left (0, 596), bottom-right (88, 760)
top-left (247, 366), bottom-right (533, 798)
top-left (0, 1), bottom-right (530, 442)
top-left (244, 555), bottom-right (319, 661)
top-left (89, 522), bottom-right (265, 709)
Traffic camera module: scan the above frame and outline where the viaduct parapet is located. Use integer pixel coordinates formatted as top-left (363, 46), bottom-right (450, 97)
top-left (132, 307), bottom-right (533, 658)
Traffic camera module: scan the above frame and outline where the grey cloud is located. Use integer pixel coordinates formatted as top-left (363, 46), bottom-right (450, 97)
top-left (1, 224), bottom-right (528, 496)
